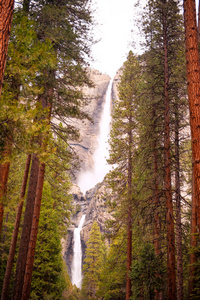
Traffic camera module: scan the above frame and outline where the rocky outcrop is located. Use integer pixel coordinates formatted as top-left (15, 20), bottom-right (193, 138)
top-left (63, 180), bottom-right (113, 280)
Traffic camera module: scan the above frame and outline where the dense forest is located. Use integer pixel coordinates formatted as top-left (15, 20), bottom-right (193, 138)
top-left (1, 0), bottom-right (200, 299)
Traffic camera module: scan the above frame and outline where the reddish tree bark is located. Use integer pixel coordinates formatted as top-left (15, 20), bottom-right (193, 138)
top-left (184, 0), bottom-right (200, 235)
top-left (21, 162), bottom-right (45, 300)
top-left (1, 154), bottom-right (31, 300)
top-left (12, 153), bottom-right (39, 300)
top-left (0, 137), bottom-right (12, 236)
top-left (189, 171), bottom-right (197, 297)
top-left (163, 5), bottom-right (176, 299)
top-left (0, 0), bottom-right (14, 95)
top-left (153, 143), bottom-right (160, 256)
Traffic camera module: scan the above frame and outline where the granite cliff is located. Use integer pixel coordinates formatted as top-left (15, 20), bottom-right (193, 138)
top-left (69, 69), bottom-right (111, 177)
top-left (62, 69), bottom-right (121, 281)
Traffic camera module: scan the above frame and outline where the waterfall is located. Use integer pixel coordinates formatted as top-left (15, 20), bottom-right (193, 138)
top-left (78, 79), bottom-right (112, 194)
top-left (71, 215), bottom-right (86, 288)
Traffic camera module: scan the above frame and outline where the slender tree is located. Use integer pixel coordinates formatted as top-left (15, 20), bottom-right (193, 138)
top-left (1, 154), bottom-right (31, 300)
top-left (108, 51), bottom-right (140, 299)
top-left (183, 0), bottom-right (200, 234)
top-left (183, 0), bottom-right (200, 297)
top-left (82, 221), bottom-right (105, 299)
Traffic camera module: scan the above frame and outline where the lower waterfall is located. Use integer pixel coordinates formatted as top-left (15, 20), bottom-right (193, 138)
top-left (71, 215), bottom-right (86, 288)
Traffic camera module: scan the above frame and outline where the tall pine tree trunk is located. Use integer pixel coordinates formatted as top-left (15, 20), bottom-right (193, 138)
top-left (163, 5), bottom-right (176, 298)
top-left (153, 142), bottom-right (161, 300)
top-left (21, 81), bottom-right (53, 298)
top-left (174, 102), bottom-right (183, 300)
top-left (152, 106), bottom-right (160, 257)
top-left (0, 0), bottom-right (14, 95)
top-left (1, 154), bottom-right (31, 300)
top-left (184, 0), bottom-right (200, 296)
top-left (12, 153), bottom-right (39, 300)
top-left (184, 0), bottom-right (200, 234)
top-left (126, 118), bottom-right (133, 300)
top-left (22, 162), bottom-right (46, 300)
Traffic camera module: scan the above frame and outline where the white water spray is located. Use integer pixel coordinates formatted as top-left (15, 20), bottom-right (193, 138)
top-left (78, 79), bottom-right (112, 194)
top-left (72, 215), bottom-right (86, 288)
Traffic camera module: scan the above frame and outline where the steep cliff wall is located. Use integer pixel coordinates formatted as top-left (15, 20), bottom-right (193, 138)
top-left (70, 69), bottom-right (111, 177)
top-left (63, 68), bottom-right (121, 281)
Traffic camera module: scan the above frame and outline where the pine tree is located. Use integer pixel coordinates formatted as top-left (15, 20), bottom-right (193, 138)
top-left (107, 51), bottom-right (141, 299)
top-left (82, 221), bottom-right (105, 299)
top-left (139, 1), bottom-right (187, 297)
top-left (183, 0), bottom-right (200, 296)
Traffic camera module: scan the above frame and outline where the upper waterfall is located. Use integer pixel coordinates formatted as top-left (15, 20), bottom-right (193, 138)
top-left (77, 79), bottom-right (113, 194)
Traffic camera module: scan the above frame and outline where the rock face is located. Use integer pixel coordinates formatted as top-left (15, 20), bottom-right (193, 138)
top-left (69, 69), bottom-right (110, 177)
top-left (63, 180), bottom-right (113, 280)
top-left (62, 68), bottom-right (121, 282)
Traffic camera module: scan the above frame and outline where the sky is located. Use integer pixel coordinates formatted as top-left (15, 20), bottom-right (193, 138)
top-left (90, 0), bottom-right (147, 78)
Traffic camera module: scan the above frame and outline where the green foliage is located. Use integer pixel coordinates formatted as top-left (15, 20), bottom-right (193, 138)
top-left (81, 221), bottom-right (105, 299)
top-left (131, 243), bottom-right (165, 300)
top-left (0, 10), bottom-right (56, 156)
top-left (30, 182), bottom-right (66, 299)
top-left (98, 231), bottom-right (126, 300)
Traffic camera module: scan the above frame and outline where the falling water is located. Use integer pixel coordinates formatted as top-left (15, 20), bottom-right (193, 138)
top-left (78, 79), bottom-right (113, 194)
top-left (72, 215), bottom-right (86, 288)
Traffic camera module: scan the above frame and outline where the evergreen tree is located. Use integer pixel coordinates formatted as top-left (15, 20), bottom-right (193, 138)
top-left (82, 221), bottom-right (105, 299)
top-left (131, 243), bottom-right (165, 300)
top-left (98, 229), bottom-right (127, 300)
top-left (183, 0), bottom-right (200, 296)
top-left (107, 51), bottom-right (141, 299)
top-left (139, 1), bottom-right (187, 297)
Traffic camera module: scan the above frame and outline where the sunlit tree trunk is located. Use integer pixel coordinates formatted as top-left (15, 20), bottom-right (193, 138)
top-left (0, 0), bottom-right (14, 95)
top-left (183, 0), bottom-right (200, 235)
top-left (1, 154), bottom-right (31, 300)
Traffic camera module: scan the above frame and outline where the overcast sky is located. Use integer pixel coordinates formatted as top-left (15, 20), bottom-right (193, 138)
top-left (90, 0), bottom-right (147, 78)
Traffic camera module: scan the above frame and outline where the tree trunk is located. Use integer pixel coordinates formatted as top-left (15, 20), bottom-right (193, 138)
top-left (163, 5), bottom-right (176, 299)
top-left (153, 142), bottom-right (160, 256)
top-left (126, 118), bottom-right (133, 300)
top-left (184, 0), bottom-right (200, 235)
top-left (174, 103), bottom-right (183, 300)
top-left (0, 0), bottom-right (14, 95)
top-left (1, 154), bottom-right (31, 300)
top-left (0, 137), bottom-right (12, 237)
top-left (153, 141), bottom-right (161, 300)
top-left (189, 169), bottom-right (197, 298)
top-left (12, 153), bottom-right (39, 300)
top-left (21, 162), bottom-right (46, 300)
top-left (198, 0), bottom-right (200, 43)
